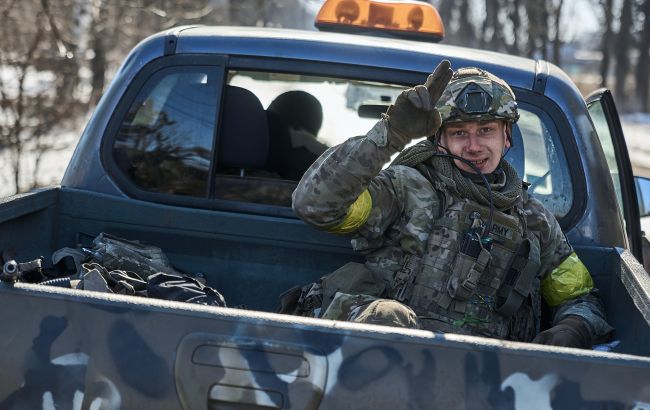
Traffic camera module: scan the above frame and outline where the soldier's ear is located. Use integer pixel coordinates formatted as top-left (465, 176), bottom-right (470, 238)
top-left (504, 122), bottom-right (512, 148)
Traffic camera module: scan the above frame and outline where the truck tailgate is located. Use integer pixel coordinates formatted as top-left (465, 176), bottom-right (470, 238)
top-left (1, 283), bottom-right (649, 409)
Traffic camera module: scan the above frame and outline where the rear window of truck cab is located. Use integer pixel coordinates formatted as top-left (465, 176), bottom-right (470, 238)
top-left (108, 64), bottom-right (574, 219)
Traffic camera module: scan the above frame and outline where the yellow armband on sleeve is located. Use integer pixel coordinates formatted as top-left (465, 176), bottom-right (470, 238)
top-left (326, 190), bottom-right (372, 234)
top-left (541, 252), bottom-right (594, 307)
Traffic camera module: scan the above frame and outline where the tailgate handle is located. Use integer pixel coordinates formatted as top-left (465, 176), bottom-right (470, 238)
top-left (175, 333), bottom-right (327, 410)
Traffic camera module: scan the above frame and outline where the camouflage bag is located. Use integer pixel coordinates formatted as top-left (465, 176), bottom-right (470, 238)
top-left (279, 262), bottom-right (386, 317)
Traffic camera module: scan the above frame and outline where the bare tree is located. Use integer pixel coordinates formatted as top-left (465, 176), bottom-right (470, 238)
top-left (456, 0), bottom-right (478, 47)
top-left (506, 0), bottom-right (524, 54)
top-left (0, 0), bottom-right (83, 194)
top-left (636, 0), bottom-right (650, 111)
top-left (481, 0), bottom-right (506, 52)
top-left (550, 0), bottom-right (564, 65)
top-left (615, 0), bottom-right (634, 108)
top-left (524, 0), bottom-right (549, 59)
top-left (89, 0), bottom-right (109, 106)
top-left (435, 0), bottom-right (455, 34)
top-left (598, 0), bottom-right (615, 88)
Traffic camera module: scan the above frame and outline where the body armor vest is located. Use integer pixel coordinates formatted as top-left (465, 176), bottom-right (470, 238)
top-left (389, 193), bottom-right (542, 342)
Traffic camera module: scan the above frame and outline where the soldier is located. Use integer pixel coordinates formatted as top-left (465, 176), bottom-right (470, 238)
top-left (291, 61), bottom-right (613, 348)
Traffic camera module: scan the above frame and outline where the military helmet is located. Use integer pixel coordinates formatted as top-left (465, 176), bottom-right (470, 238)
top-left (435, 67), bottom-right (519, 126)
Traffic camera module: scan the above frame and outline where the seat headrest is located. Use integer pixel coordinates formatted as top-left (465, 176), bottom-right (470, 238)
top-left (268, 90), bottom-right (323, 135)
top-left (218, 86), bottom-right (269, 169)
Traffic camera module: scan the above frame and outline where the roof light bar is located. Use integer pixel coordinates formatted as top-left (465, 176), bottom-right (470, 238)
top-left (315, 0), bottom-right (445, 42)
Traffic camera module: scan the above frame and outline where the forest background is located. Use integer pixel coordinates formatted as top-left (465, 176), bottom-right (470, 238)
top-left (1, 0), bottom-right (649, 196)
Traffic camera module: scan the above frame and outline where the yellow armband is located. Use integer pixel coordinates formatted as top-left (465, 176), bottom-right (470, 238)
top-left (541, 252), bottom-right (594, 307)
top-left (327, 190), bottom-right (372, 234)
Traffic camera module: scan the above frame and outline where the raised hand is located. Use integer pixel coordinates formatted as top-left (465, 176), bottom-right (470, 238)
top-left (385, 60), bottom-right (453, 150)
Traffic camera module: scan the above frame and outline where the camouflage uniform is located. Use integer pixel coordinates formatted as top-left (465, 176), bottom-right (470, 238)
top-left (292, 67), bottom-right (613, 344)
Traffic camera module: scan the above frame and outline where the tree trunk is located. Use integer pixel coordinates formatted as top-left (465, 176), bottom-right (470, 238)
top-left (89, 0), bottom-right (107, 106)
top-left (457, 0), bottom-right (476, 47)
top-left (552, 0), bottom-right (564, 65)
top-left (507, 0), bottom-right (522, 54)
top-left (437, 0), bottom-right (455, 33)
top-left (540, 0), bottom-right (549, 60)
top-left (482, 0), bottom-right (504, 51)
top-left (636, 0), bottom-right (650, 111)
top-left (615, 0), bottom-right (633, 109)
top-left (524, 0), bottom-right (540, 58)
top-left (599, 0), bottom-right (614, 88)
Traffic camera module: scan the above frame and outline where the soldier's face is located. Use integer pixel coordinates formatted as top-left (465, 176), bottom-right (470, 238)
top-left (439, 120), bottom-right (510, 174)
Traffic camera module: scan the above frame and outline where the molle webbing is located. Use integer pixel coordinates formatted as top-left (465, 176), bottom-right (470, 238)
top-left (390, 198), bottom-right (538, 340)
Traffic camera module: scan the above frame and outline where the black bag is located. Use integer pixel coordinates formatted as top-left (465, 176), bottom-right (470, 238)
top-left (147, 272), bottom-right (226, 307)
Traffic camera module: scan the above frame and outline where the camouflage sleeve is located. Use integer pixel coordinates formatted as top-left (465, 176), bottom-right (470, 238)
top-left (292, 119), bottom-right (402, 234)
top-left (526, 198), bottom-right (614, 342)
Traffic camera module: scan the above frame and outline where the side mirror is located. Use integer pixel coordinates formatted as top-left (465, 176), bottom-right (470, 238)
top-left (635, 176), bottom-right (650, 218)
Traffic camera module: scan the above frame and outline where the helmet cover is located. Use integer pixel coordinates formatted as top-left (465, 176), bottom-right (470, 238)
top-left (436, 67), bottom-right (519, 126)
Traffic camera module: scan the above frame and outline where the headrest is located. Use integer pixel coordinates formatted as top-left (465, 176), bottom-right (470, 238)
top-left (218, 86), bottom-right (269, 169)
top-left (268, 91), bottom-right (323, 135)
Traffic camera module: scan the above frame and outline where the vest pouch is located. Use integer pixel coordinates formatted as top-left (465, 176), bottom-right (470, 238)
top-left (495, 237), bottom-right (540, 318)
top-left (446, 247), bottom-right (491, 301)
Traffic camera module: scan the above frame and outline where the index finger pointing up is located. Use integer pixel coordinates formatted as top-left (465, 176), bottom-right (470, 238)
top-left (424, 59), bottom-right (453, 105)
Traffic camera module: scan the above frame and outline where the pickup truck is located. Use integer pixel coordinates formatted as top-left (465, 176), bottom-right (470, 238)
top-left (2, 1), bottom-right (650, 408)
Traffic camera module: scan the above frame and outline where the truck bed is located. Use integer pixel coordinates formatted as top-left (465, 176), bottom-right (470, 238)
top-left (2, 187), bottom-right (650, 408)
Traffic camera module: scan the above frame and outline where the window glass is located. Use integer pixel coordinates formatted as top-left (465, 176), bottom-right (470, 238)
top-left (220, 70), bottom-right (575, 218)
top-left (513, 106), bottom-right (573, 218)
top-left (217, 71), bottom-right (403, 207)
top-left (588, 100), bottom-right (625, 222)
top-left (113, 67), bottom-right (218, 196)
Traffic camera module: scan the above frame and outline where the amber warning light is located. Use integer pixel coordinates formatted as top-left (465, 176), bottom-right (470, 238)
top-left (315, 0), bottom-right (445, 42)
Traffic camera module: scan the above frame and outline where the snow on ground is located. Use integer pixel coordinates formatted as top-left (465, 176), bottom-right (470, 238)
top-left (621, 113), bottom-right (650, 177)
top-left (623, 114), bottom-right (650, 235)
top-left (0, 127), bottom-right (80, 197)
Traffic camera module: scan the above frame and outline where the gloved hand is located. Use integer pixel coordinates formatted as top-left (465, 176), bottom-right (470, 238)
top-left (385, 59), bottom-right (453, 150)
top-left (532, 315), bottom-right (593, 349)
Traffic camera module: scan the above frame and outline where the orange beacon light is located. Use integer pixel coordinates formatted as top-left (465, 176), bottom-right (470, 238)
top-left (315, 0), bottom-right (445, 42)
